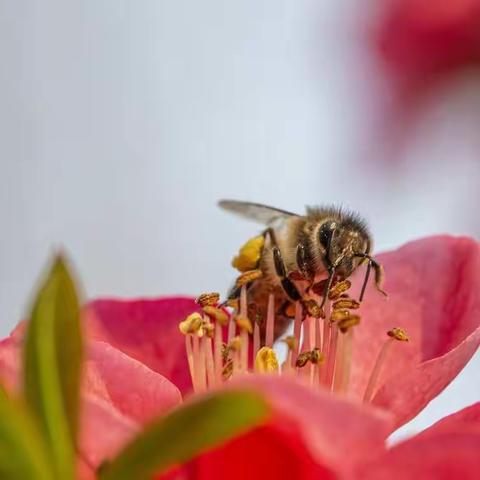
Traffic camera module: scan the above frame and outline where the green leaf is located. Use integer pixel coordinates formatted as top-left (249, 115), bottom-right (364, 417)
top-left (0, 385), bottom-right (53, 480)
top-left (99, 390), bottom-right (270, 480)
top-left (23, 254), bottom-right (83, 480)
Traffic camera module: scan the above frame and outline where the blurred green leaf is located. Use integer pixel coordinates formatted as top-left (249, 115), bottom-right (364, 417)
top-left (23, 254), bottom-right (83, 480)
top-left (99, 390), bottom-right (269, 480)
top-left (0, 385), bottom-right (53, 480)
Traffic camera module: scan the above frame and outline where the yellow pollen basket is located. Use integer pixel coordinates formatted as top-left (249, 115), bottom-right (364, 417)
top-left (232, 235), bottom-right (265, 272)
top-left (255, 346), bottom-right (279, 373)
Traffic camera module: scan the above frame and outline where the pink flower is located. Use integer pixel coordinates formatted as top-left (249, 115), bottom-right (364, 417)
top-left (1, 235), bottom-right (479, 478)
top-left (372, 0), bottom-right (480, 149)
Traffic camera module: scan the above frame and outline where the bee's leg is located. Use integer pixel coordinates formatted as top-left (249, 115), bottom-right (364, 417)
top-left (296, 243), bottom-right (315, 289)
top-left (272, 246), bottom-right (302, 302)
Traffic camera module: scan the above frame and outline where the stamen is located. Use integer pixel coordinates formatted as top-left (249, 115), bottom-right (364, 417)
top-left (282, 335), bottom-right (297, 375)
top-left (203, 336), bottom-right (215, 387)
top-left (328, 280), bottom-right (352, 300)
top-left (229, 336), bottom-right (243, 377)
top-left (333, 298), bottom-right (360, 310)
top-left (193, 334), bottom-right (206, 392)
top-left (265, 293), bottom-right (275, 348)
top-left (196, 292), bottom-right (220, 307)
top-left (202, 306), bottom-right (229, 326)
top-left (238, 286), bottom-right (250, 373)
top-left (325, 323), bottom-right (339, 390)
top-left (253, 322), bottom-right (260, 361)
top-left (185, 334), bottom-right (196, 390)
top-left (337, 315), bottom-right (361, 333)
top-left (363, 327), bottom-right (410, 402)
top-left (214, 322), bottom-right (223, 385)
top-left (302, 299), bottom-right (325, 319)
top-left (255, 346), bottom-right (279, 374)
top-left (292, 301), bottom-right (302, 367)
top-left (236, 269), bottom-right (263, 288)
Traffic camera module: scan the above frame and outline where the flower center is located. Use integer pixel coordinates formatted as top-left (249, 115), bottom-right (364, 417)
top-left (180, 280), bottom-right (408, 401)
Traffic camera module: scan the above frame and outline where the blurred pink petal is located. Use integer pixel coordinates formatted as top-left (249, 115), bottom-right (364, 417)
top-left (357, 403), bottom-right (480, 479)
top-left (79, 393), bottom-right (138, 470)
top-left (350, 235), bottom-right (480, 428)
top-left (85, 341), bottom-right (182, 423)
top-left (192, 375), bottom-right (393, 480)
top-left (85, 297), bottom-right (197, 396)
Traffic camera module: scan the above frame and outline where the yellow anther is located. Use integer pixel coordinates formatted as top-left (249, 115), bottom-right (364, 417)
top-left (337, 315), bottom-right (361, 333)
top-left (333, 298), bottom-right (360, 310)
top-left (236, 269), bottom-right (263, 288)
top-left (255, 347), bottom-right (279, 373)
top-left (310, 348), bottom-right (325, 365)
top-left (328, 280), bottom-right (352, 299)
top-left (281, 335), bottom-right (298, 352)
top-left (229, 336), bottom-right (243, 352)
top-left (195, 292), bottom-right (220, 307)
top-left (303, 299), bottom-right (325, 319)
top-left (178, 312), bottom-right (203, 335)
top-left (202, 306), bottom-right (229, 326)
top-left (235, 314), bottom-right (253, 334)
top-left (295, 351), bottom-right (311, 368)
top-left (331, 309), bottom-right (351, 322)
top-left (232, 235), bottom-right (265, 272)
top-left (387, 327), bottom-right (409, 342)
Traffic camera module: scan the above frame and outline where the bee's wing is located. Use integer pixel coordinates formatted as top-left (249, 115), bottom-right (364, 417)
top-left (218, 200), bottom-right (299, 226)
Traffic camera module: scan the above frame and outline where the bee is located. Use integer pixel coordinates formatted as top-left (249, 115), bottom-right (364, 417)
top-left (219, 200), bottom-right (386, 340)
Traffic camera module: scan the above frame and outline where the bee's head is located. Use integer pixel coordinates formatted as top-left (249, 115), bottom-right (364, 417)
top-left (317, 219), bottom-right (385, 304)
top-left (317, 220), bottom-right (369, 278)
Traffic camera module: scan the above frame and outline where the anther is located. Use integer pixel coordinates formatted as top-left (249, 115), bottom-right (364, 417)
top-left (310, 348), bottom-right (325, 365)
top-left (387, 327), bottom-right (409, 342)
top-left (196, 292), bottom-right (220, 307)
top-left (255, 346), bottom-right (279, 373)
top-left (203, 306), bottom-right (229, 326)
top-left (229, 336), bottom-right (242, 352)
top-left (328, 280), bottom-right (352, 299)
top-left (235, 314), bottom-right (253, 334)
top-left (179, 312), bottom-right (203, 336)
top-left (236, 269), bottom-right (263, 288)
top-left (225, 298), bottom-right (239, 310)
top-left (337, 315), bottom-right (360, 333)
top-left (330, 309), bottom-right (351, 322)
top-left (333, 298), bottom-right (360, 310)
top-left (295, 351), bottom-right (310, 368)
top-left (302, 299), bottom-right (325, 319)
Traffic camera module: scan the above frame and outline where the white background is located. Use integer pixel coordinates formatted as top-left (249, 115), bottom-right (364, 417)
top-left (1, 0), bottom-right (479, 440)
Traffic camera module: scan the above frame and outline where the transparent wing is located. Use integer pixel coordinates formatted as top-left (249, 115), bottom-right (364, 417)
top-left (218, 200), bottom-right (299, 226)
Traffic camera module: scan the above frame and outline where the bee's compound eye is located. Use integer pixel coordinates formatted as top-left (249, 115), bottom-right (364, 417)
top-left (318, 222), bottom-right (336, 250)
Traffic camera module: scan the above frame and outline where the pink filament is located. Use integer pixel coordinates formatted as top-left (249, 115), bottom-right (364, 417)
top-left (325, 325), bottom-right (339, 390)
top-left (214, 323), bottom-right (223, 385)
top-left (253, 322), bottom-right (260, 361)
top-left (292, 301), bottom-right (302, 366)
top-left (185, 335), bottom-right (196, 390)
top-left (363, 338), bottom-right (393, 402)
top-left (204, 337), bottom-right (215, 387)
top-left (266, 293), bottom-right (275, 347)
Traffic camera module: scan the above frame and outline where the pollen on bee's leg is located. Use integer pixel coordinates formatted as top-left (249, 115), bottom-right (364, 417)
top-left (363, 327), bottom-right (410, 403)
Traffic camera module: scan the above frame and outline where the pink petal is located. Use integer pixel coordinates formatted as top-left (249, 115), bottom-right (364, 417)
top-left (85, 297), bottom-right (198, 396)
top-left (192, 376), bottom-right (393, 479)
top-left (79, 393), bottom-right (138, 470)
top-left (357, 404), bottom-right (480, 479)
top-left (85, 341), bottom-right (182, 423)
top-left (349, 235), bottom-right (480, 428)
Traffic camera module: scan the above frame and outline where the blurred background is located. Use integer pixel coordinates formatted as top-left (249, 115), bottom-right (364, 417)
top-left (1, 0), bottom-right (479, 440)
